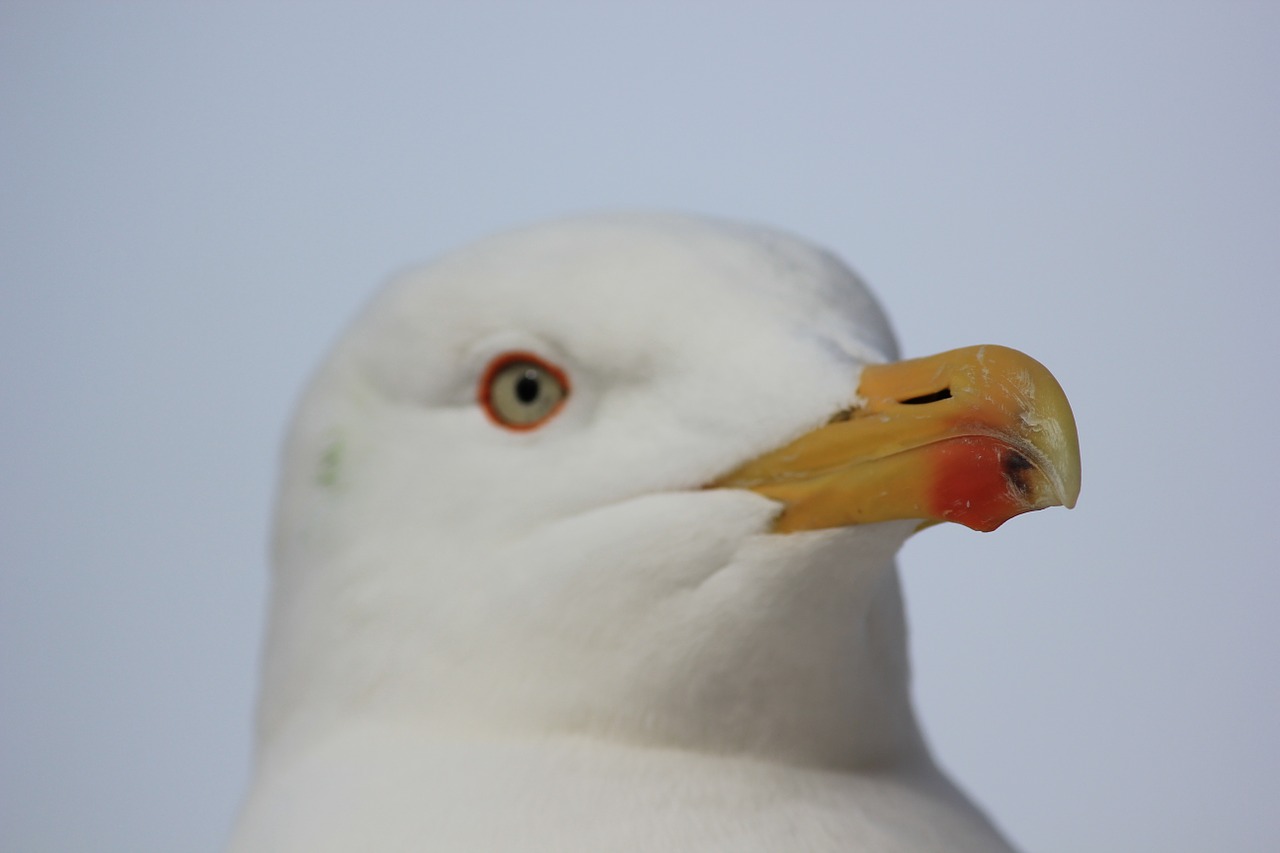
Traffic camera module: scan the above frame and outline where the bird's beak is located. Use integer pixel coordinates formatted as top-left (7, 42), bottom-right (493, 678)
top-left (711, 345), bottom-right (1081, 533)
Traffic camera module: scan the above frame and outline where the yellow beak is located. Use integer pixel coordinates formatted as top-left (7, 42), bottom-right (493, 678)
top-left (710, 345), bottom-right (1081, 533)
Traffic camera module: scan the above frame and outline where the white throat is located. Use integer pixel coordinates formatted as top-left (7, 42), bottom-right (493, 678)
top-left (258, 474), bottom-right (927, 771)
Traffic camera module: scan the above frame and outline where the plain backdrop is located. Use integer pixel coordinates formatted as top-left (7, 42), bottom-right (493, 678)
top-left (2, 3), bottom-right (1277, 851)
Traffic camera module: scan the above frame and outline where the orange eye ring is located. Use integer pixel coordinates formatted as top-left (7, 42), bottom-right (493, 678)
top-left (478, 351), bottom-right (571, 431)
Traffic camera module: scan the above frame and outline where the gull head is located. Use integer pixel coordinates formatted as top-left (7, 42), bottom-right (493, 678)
top-left (258, 213), bottom-right (1079, 769)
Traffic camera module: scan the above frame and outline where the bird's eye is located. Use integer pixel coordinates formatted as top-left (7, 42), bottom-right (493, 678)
top-left (479, 352), bottom-right (570, 430)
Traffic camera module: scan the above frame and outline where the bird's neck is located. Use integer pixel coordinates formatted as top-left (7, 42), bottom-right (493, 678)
top-left (255, 524), bottom-right (930, 773)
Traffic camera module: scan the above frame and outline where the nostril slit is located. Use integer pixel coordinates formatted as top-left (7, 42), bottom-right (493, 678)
top-left (900, 388), bottom-right (952, 405)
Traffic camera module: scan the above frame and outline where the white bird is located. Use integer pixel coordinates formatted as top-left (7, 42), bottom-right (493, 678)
top-left (228, 213), bottom-right (1080, 852)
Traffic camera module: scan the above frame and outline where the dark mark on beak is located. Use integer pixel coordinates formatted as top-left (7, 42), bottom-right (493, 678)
top-left (1003, 449), bottom-right (1035, 496)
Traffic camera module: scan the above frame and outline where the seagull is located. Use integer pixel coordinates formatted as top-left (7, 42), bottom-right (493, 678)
top-left (228, 213), bottom-right (1080, 852)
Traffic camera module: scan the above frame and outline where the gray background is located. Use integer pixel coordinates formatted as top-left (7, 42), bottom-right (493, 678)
top-left (3, 3), bottom-right (1277, 851)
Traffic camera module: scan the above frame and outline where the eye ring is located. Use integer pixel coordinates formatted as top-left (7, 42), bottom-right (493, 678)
top-left (479, 351), bottom-right (571, 431)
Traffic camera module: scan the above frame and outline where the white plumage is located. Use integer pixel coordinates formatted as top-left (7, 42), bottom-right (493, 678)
top-left (229, 214), bottom-right (1070, 852)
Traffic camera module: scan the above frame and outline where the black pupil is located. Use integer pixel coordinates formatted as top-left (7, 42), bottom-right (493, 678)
top-left (515, 370), bottom-right (541, 404)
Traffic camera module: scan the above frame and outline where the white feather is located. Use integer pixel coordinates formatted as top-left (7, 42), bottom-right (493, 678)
top-left (229, 214), bottom-right (1015, 852)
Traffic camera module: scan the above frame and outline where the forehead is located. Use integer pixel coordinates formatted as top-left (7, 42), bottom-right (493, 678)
top-left (354, 215), bottom-right (897, 382)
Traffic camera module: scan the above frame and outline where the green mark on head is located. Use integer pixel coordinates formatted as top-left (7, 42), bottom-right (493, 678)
top-left (318, 434), bottom-right (345, 488)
